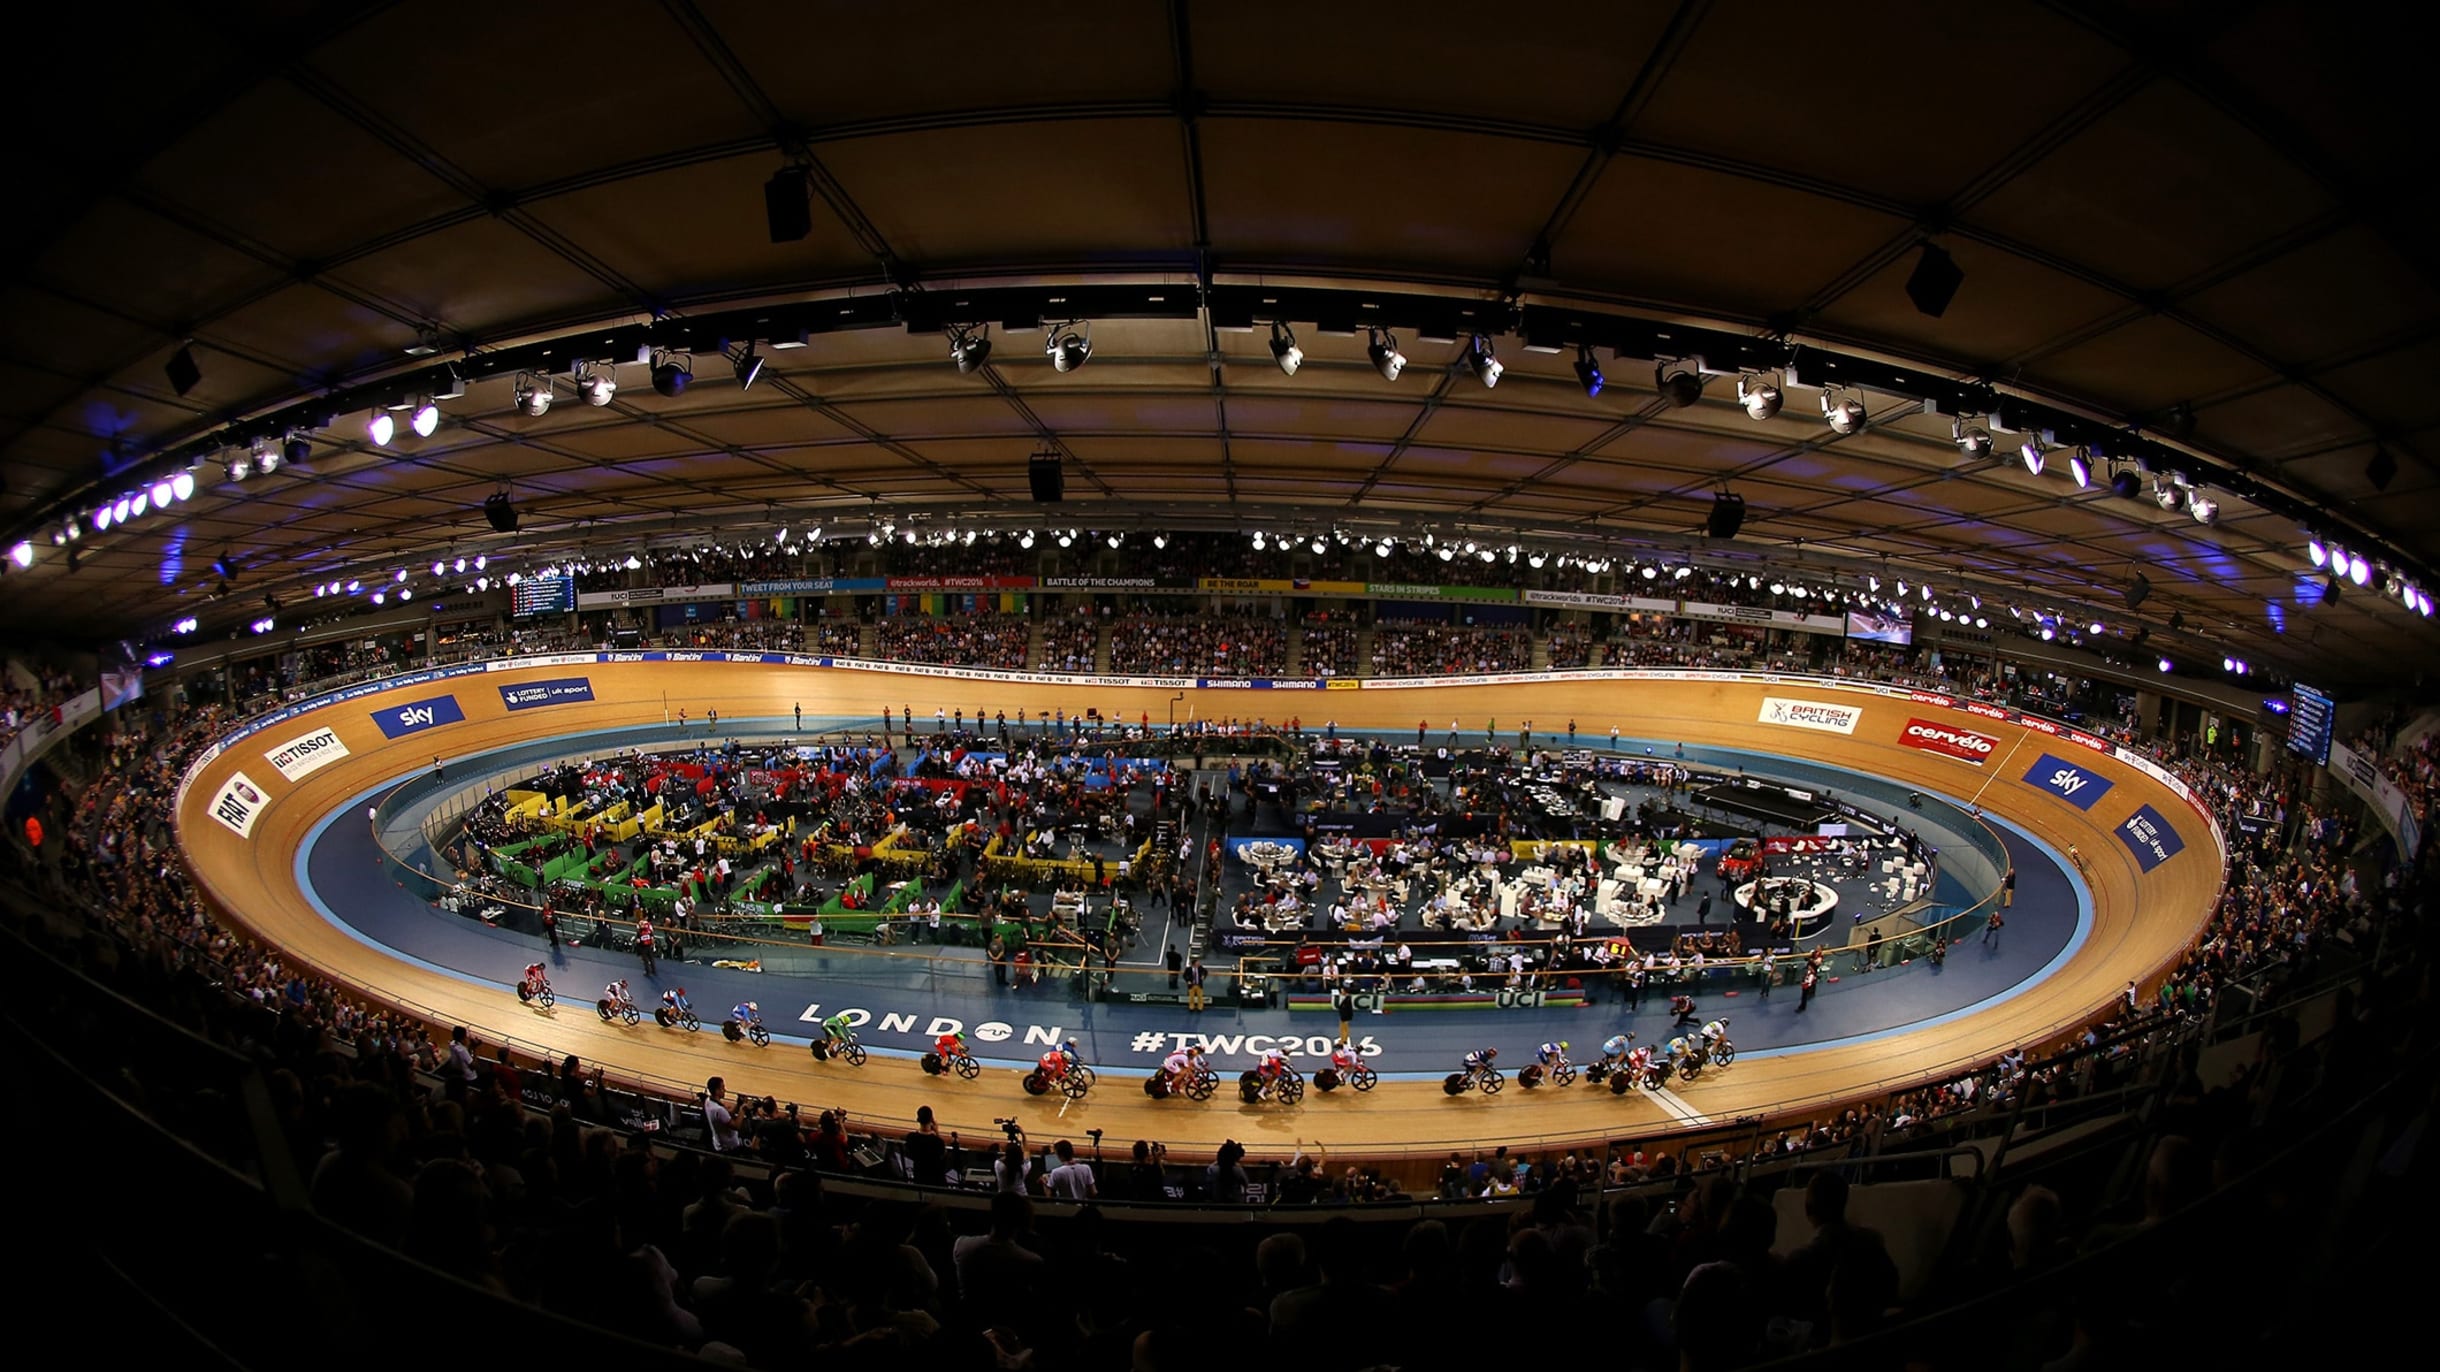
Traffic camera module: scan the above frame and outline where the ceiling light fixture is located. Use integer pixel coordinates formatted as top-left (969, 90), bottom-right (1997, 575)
top-left (949, 324), bottom-right (993, 375)
top-left (1954, 420), bottom-right (1992, 459)
top-left (1465, 335), bottom-right (1503, 389)
top-left (650, 349), bottom-right (693, 397)
top-left (1267, 321), bottom-right (1302, 376)
top-left (368, 411), bottom-right (395, 446)
top-left (1822, 388), bottom-right (1866, 435)
top-left (1737, 374), bottom-right (1780, 420)
top-left (731, 342), bottom-right (764, 391)
top-left (2019, 437), bottom-right (2045, 476)
top-left (1655, 360), bottom-right (1704, 408)
top-left (410, 396), bottom-right (441, 439)
top-left (2068, 449), bottom-right (2092, 489)
top-left (511, 373), bottom-right (553, 418)
top-left (1574, 345), bottom-right (1605, 398)
top-left (2307, 537), bottom-right (2327, 567)
top-left (577, 362), bottom-right (616, 406)
top-left (2188, 493), bottom-right (2219, 525)
top-left (1046, 323), bottom-right (1091, 373)
top-left (1366, 327), bottom-right (1406, 383)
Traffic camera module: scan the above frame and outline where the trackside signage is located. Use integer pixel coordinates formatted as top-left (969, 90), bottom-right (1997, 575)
top-left (2024, 752), bottom-right (2115, 811)
top-left (210, 771), bottom-right (270, 838)
top-left (1898, 718), bottom-right (1999, 764)
top-left (2116, 804), bottom-right (2188, 872)
top-left (263, 727), bottom-right (350, 782)
top-left (499, 677), bottom-right (595, 711)
top-left (1758, 697), bottom-right (1862, 734)
top-left (373, 694), bottom-right (465, 739)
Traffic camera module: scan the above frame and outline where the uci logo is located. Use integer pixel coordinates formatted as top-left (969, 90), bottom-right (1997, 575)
top-left (2048, 768), bottom-right (2089, 795)
top-left (397, 706), bottom-right (435, 728)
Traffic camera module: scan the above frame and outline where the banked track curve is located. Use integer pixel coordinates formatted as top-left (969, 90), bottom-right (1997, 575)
top-left (175, 660), bottom-right (2223, 1162)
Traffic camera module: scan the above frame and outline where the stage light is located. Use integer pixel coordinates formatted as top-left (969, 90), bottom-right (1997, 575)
top-left (650, 350), bottom-right (692, 396)
top-left (1057, 531), bottom-right (1074, 547)
top-left (2019, 438), bottom-right (2045, 476)
top-left (399, 587), bottom-right (412, 601)
top-left (1046, 326), bottom-right (1091, 373)
top-left (2153, 479), bottom-right (2184, 511)
top-left (2089, 621), bottom-right (2105, 635)
top-left (222, 455), bottom-right (248, 485)
top-left (1655, 361), bottom-right (1702, 408)
top-left (410, 397), bottom-right (440, 438)
top-left (1973, 616), bottom-right (1988, 628)
top-left (2068, 450), bottom-right (2092, 489)
top-left (131, 491), bottom-right (150, 519)
top-left (344, 579), bottom-right (359, 593)
top-left (2419, 591), bottom-right (2434, 616)
top-left (370, 591), bottom-right (386, 605)
top-left (623, 554), bottom-right (642, 570)
top-left (949, 325), bottom-right (993, 375)
top-left (2222, 656), bottom-right (2235, 672)
top-left (111, 495), bottom-right (132, 524)
top-left (1110, 534), bottom-right (1124, 549)
top-left (514, 373), bottom-right (554, 417)
top-left (394, 569), bottom-right (407, 582)
top-left (1438, 547), bottom-right (1455, 562)
top-left (1367, 328), bottom-right (1406, 382)
top-left (63, 518), bottom-right (81, 542)
top-left (368, 411), bottom-right (395, 446)
top-left (1574, 346), bottom-right (1604, 398)
top-left (1375, 540), bottom-right (1394, 558)
top-left (2189, 494), bottom-right (2219, 525)
top-left (2349, 552), bottom-right (2371, 585)
top-left (731, 343), bottom-right (764, 391)
top-left (1311, 535), bottom-right (1327, 554)
top-left (1955, 422), bottom-right (1993, 459)
top-left (1251, 532), bottom-right (1266, 550)
top-left (474, 554), bottom-right (486, 570)
top-left (6, 541), bottom-right (30, 569)
top-left (1822, 389), bottom-right (1866, 435)
top-left (1465, 335), bottom-right (1503, 389)
top-left (1527, 551), bottom-right (1546, 568)
top-left (2110, 469), bottom-right (2141, 499)
top-left (2158, 657), bottom-right (2173, 673)
top-left (1019, 531), bottom-right (1035, 549)
top-left (432, 560), bottom-right (446, 576)
top-left (1737, 374), bottom-right (1780, 420)
top-left (284, 433), bottom-right (312, 467)
top-left (1151, 533), bottom-right (1167, 549)
top-left (454, 557), bottom-right (467, 573)
top-left (1269, 322), bottom-right (1302, 376)
top-left (2307, 537), bottom-right (2328, 567)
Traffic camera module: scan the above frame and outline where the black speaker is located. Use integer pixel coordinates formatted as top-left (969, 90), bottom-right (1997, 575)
top-left (1028, 452), bottom-right (1064, 503)
top-left (2125, 573), bottom-right (2150, 611)
top-left (483, 491), bottom-right (520, 533)
top-left (165, 344), bottom-right (203, 397)
top-left (1706, 492), bottom-right (1746, 539)
top-left (2367, 447), bottom-right (2398, 492)
top-left (764, 168), bottom-right (812, 243)
top-left (1904, 244), bottom-right (1964, 319)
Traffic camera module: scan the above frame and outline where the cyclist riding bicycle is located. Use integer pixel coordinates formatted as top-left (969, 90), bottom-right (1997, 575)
top-left (1625, 1040), bottom-right (1656, 1080)
top-left (1462, 1046), bottom-right (1498, 1078)
top-left (1537, 1040), bottom-right (1572, 1069)
top-left (1037, 1037), bottom-right (1083, 1082)
top-left (1328, 1039), bottom-right (1364, 1074)
top-left (820, 1012), bottom-right (855, 1050)
top-left (603, 979), bottom-right (635, 1012)
top-left (1701, 1019), bottom-right (1730, 1050)
top-left (1665, 1033), bottom-right (1692, 1064)
top-left (520, 963), bottom-right (547, 996)
top-left (1255, 1047), bottom-right (1291, 1098)
top-left (662, 987), bottom-right (691, 1012)
top-left (933, 1029), bottom-right (970, 1062)
top-left (1600, 1033), bottom-right (1634, 1068)
top-left (731, 1000), bottom-right (760, 1026)
top-left (1161, 1045), bottom-right (1205, 1090)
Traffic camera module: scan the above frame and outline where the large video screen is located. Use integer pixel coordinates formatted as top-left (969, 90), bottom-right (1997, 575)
top-left (511, 573), bottom-right (575, 617)
top-left (1845, 609), bottom-right (1914, 646)
top-left (2287, 682), bottom-right (2335, 767)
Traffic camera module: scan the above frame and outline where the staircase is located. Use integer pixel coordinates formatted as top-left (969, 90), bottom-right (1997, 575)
top-left (1357, 627), bottom-right (1377, 675)
top-left (858, 622), bottom-right (878, 658)
top-left (1286, 625), bottom-right (1307, 675)
top-left (1530, 635), bottom-right (1550, 670)
top-left (1093, 622), bottom-right (1113, 673)
top-left (1025, 620), bottom-right (1047, 670)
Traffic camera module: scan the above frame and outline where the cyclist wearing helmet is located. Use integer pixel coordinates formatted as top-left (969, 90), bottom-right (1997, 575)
top-left (603, 978), bottom-right (635, 1013)
top-left (1600, 1033), bottom-right (1633, 1068)
top-left (820, 1011), bottom-right (855, 1051)
top-left (1537, 1040), bottom-right (1571, 1068)
top-left (1256, 1046), bottom-right (1290, 1098)
top-left (1328, 1039), bottom-right (1364, 1074)
top-left (520, 963), bottom-right (547, 998)
top-left (933, 1028), bottom-right (970, 1061)
top-left (1461, 1046), bottom-right (1498, 1078)
top-left (662, 987), bottom-right (691, 1012)
top-left (731, 1000), bottom-right (760, 1025)
top-left (1161, 1044), bottom-right (1205, 1090)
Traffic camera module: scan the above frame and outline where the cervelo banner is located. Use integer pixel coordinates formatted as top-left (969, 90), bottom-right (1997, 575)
top-left (2116, 804), bottom-right (2188, 872)
top-left (1898, 717), bottom-right (2000, 764)
top-left (1758, 697), bottom-right (1863, 734)
top-left (263, 727), bottom-right (351, 782)
top-left (500, 677), bottom-right (596, 710)
top-left (209, 771), bottom-right (271, 838)
top-left (372, 694), bottom-right (465, 739)
top-left (574, 582), bottom-right (736, 609)
top-left (2024, 752), bottom-right (2115, 810)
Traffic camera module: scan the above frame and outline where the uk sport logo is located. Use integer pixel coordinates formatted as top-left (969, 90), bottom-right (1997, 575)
top-left (2024, 752), bottom-right (2114, 810)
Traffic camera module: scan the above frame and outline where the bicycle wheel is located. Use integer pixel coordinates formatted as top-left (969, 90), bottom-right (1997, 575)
top-left (1313, 1068), bottom-right (1340, 1093)
top-left (1061, 1073), bottom-right (1091, 1100)
top-left (1351, 1066), bottom-right (1377, 1092)
top-left (1443, 1073), bottom-right (1468, 1096)
top-left (1480, 1068), bottom-right (1504, 1095)
top-left (842, 1041), bottom-right (868, 1067)
top-left (538, 987), bottom-right (554, 1009)
top-left (953, 1054), bottom-right (980, 1080)
top-left (1553, 1063), bottom-right (1576, 1087)
top-left (747, 1024), bottom-right (770, 1047)
top-left (1714, 1042), bottom-right (1736, 1066)
top-left (920, 1053), bottom-right (944, 1076)
top-left (1022, 1071), bottom-right (1050, 1096)
top-left (1185, 1073), bottom-right (1216, 1101)
top-left (596, 999), bottom-right (615, 1023)
top-left (1610, 1072), bottom-right (1633, 1095)
top-left (1279, 1073), bottom-right (1305, 1105)
top-left (681, 1009), bottom-right (699, 1031)
top-left (1678, 1056), bottom-right (1703, 1081)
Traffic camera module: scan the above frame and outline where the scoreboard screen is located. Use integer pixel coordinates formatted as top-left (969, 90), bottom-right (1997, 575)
top-left (2286, 682), bottom-right (2334, 767)
top-left (511, 574), bottom-right (575, 617)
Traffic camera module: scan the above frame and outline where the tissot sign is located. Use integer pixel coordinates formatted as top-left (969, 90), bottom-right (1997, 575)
top-left (2024, 752), bottom-right (2115, 811)
top-left (1897, 718), bottom-right (1999, 764)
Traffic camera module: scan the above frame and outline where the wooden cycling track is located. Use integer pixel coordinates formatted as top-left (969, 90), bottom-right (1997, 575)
top-left (176, 662), bottom-right (2219, 1162)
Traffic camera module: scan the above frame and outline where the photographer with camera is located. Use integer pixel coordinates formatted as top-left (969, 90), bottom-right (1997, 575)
top-left (990, 1119), bottom-right (1030, 1194)
top-left (1207, 1139), bottom-right (1250, 1204)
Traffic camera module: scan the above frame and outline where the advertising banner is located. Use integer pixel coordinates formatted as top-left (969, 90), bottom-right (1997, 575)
top-left (264, 727), bottom-right (351, 782)
top-left (2023, 752), bottom-right (2115, 810)
top-left (574, 582), bottom-right (736, 609)
top-left (1757, 697), bottom-right (1863, 734)
top-left (2116, 804), bottom-right (2188, 872)
top-left (209, 771), bottom-right (271, 838)
top-left (738, 577), bottom-right (886, 596)
top-left (1897, 717), bottom-right (2000, 764)
top-left (500, 677), bottom-right (596, 711)
top-left (372, 694), bottom-right (466, 739)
